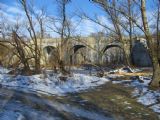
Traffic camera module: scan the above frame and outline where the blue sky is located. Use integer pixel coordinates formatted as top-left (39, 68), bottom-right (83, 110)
top-left (0, 0), bottom-right (156, 37)
top-left (0, 0), bottom-right (104, 17)
top-left (0, 0), bottom-right (107, 36)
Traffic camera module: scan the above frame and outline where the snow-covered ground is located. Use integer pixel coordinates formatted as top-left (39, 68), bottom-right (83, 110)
top-left (0, 66), bottom-right (159, 115)
top-left (109, 67), bottom-right (160, 114)
top-left (0, 67), bottom-right (10, 74)
top-left (0, 67), bottom-right (109, 96)
top-left (131, 77), bottom-right (160, 114)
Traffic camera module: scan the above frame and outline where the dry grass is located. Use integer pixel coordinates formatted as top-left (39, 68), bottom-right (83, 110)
top-left (107, 67), bottom-right (153, 76)
top-left (117, 71), bottom-right (152, 76)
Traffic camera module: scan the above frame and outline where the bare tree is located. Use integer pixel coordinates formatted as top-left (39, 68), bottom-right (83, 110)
top-left (140, 0), bottom-right (160, 87)
top-left (48, 0), bottom-right (72, 75)
top-left (19, 0), bottom-right (41, 73)
top-left (90, 31), bottom-right (106, 65)
top-left (0, 20), bottom-right (33, 75)
top-left (155, 0), bottom-right (160, 63)
top-left (90, 0), bottom-right (160, 87)
top-left (85, 0), bottom-right (133, 65)
top-left (11, 30), bottom-right (31, 75)
top-left (33, 7), bottom-right (47, 49)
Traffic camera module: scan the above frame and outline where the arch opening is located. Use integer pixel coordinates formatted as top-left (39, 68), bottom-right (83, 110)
top-left (71, 45), bottom-right (86, 65)
top-left (103, 44), bottom-right (122, 53)
top-left (73, 45), bottom-right (86, 53)
top-left (43, 46), bottom-right (56, 55)
top-left (102, 44), bottom-right (124, 65)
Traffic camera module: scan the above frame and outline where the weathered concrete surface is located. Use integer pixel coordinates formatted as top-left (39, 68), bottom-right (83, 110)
top-left (131, 41), bottom-right (152, 67)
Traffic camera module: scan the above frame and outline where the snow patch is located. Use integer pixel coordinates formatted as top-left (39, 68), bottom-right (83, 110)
top-left (150, 104), bottom-right (160, 113)
top-left (108, 72), bottom-right (160, 114)
top-left (0, 67), bottom-right (10, 74)
top-left (0, 72), bottom-right (109, 96)
top-left (137, 92), bottom-right (158, 106)
top-left (0, 110), bottom-right (25, 120)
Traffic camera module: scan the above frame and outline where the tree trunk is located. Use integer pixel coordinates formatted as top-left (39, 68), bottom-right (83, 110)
top-left (141, 0), bottom-right (160, 88)
top-left (128, 0), bottom-right (133, 65)
top-left (59, 60), bottom-right (70, 75)
top-left (151, 61), bottom-right (160, 87)
top-left (123, 49), bottom-right (131, 66)
top-left (35, 59), bottom-right (41, 74)
top-left (21, 0), bottom-right (41, 74)
top-left (12, 31), bottom-right (32, 75)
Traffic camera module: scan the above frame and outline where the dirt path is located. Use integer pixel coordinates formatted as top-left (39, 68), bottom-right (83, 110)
top-left (73, 82), bottom-right (159, 120)
top-left (0, 81), bottom-right (159, 120)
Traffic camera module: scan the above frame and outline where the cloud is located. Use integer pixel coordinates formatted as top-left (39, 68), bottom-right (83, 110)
top-left (75, 16), bottom-right (112, 36)
top-left (0, 2), bottom-right (111, 37)
top-left (0, 2), bottom-right (8, 9)
top-left (0, 2), bottom-right (23, 15)
top-left (0, 2), bottom-right (25, 24)
top-left (7, 6), bottom-right (24, 15)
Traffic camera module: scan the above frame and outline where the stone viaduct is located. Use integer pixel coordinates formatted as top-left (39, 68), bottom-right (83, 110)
top-left (42, 37), bottom-right (152, 67)
top-left (0, 36), bottom-right (152, 67)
